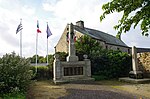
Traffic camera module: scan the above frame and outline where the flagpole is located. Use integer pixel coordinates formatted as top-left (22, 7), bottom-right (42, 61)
top-left (36, 32), bottom-right (38, 67)
top-left (47, 22), bottom-right (48, 65)
top-left (47, 38), bottom-right (48, 65)
top-left (20, 19), bottom-right (22, 57)
top-left (46, 22), bottom-right (52, 65)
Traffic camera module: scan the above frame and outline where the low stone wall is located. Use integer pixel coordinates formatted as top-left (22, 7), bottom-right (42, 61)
top-left (138, 52), bottom-right (150, 77)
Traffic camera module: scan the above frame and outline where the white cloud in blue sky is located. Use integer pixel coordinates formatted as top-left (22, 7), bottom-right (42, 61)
top-left (0, 0), bottom-right (149, 57)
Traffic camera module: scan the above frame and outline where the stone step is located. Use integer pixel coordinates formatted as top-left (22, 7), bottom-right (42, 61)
top-left (119, 77), bottom-right (150, 84)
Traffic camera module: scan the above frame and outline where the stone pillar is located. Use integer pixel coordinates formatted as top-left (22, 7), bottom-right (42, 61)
top-left (129, 46), bottom-right (143, 79)
top-left (53, 54), bottom-right (61, 81)
top-left (67, 23), bottom-right (79, 62)
top-left (132, 46), bottom-right (138, 71)
top-left (83, 55), bottom-right (91, 77)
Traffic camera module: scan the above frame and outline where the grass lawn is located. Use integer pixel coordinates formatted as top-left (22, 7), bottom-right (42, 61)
top-left (0, 92), bottom-right (25, 99)
top-left (26, 80), bottom-right (67, 99)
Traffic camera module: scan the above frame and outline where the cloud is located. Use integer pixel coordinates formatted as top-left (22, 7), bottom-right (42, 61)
top-left (122, 26), bottom-right (150, 48)
top-left (42, 0), bottom-right (122, 35)
top-left (42, 0), bottom-right (150, 47)
top-left (0, 0), bottom-right (149, 58)
top-left (0, 24), bottom-right (18, 47)
top-left (43, 3), bottom-right (55, 12)
top-left (0, 0), bottom-right (37, 57)
top-left (0, 8), bottom-right (20, 48)
top-left (22, 5), bottom-right (35, 16)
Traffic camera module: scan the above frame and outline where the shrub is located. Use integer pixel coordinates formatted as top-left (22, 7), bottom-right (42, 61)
top-left (75, 35), bottom-right (132, 79)
top-left (30, 66), bottom-right (52, 80)
top-left (91, 50), bottom-right (132, 78)
top-left (55, 52), bottom-right (68, 61)
top-left (0, 52), bottom-right (33, 94)
top-left (0, 92), bottom-right (25, 99)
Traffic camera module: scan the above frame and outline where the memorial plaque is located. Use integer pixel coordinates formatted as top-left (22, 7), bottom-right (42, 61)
top-left (64, 67), bottom-right (83, 76)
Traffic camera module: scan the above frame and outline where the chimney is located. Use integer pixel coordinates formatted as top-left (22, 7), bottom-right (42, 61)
top-left (76, 20), bottom-right (84, 29)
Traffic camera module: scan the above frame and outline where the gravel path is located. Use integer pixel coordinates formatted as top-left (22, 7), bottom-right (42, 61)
top-left (59, 89), bottom-right (137, 99)
top-left (26, 81), bottom-right (149, 99)
top-left (58, 83), bottom-right (145, 99)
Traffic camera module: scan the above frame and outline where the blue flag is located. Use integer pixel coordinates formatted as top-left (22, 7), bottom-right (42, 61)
top-left (46, 24), bottom-right (52, 38)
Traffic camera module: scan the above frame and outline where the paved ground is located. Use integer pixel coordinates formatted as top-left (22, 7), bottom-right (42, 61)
top-left (26, 80), bottom-right (150, 99)
top-left (59, 89), bottom-right (136, 99)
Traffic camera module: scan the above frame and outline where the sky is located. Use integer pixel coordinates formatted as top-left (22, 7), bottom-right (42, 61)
top-left (0, 0), bottom-right (149, 58)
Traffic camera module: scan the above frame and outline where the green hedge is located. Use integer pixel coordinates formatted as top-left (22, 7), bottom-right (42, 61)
top-left (30, 66), bottom-right (53, 80)
top-left (0, 52), bottom-right (33, 94)
top-left (91, 50), bottom-right (132, 78)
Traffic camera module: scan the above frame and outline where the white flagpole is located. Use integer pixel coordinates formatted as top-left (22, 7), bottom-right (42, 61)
top-left (35, 30), bottom-right (38, 73)
top-left (47, 38), bottom-right (48, 65)
top-left (20, 19), bottom-right (22, 57)
top-left (46, 22), bottom-right (52, 65)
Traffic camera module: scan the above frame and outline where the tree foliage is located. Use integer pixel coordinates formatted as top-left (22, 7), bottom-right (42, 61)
top-left (100, 0), bottom-right (150, 39)
top-left (28, 54), bottom-right (53, 63)
top-left (75, 35), bottom-right (103, 60)
top-left (55, 52), bottom-right (68, 61)
top-left (75, 35), bottom-right (132, 79)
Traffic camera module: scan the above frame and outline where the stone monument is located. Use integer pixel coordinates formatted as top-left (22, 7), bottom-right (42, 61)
top-left (129, 46), bottom-right (143, 79)
top-left (53, 23), bottom-right (94, 84)
top-left (66, 23), bottom-right (79, 62)
top-left (119, 46), bottom-right (150, 83)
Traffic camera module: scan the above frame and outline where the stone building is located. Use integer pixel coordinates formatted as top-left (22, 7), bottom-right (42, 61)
top-left (55, 20), bottom-right (130, 53)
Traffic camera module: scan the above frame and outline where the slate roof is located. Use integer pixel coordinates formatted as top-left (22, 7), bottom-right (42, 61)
top-left (137, 48), bottom-right (150, 53)
top-left (74, 25), bottom-right (128, 47)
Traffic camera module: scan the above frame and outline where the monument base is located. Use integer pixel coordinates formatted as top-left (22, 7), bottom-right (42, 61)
top-left (129, 71), bottom-right (143, 79)
top-left (67, 55), bottom-right (79, 62)
top-left (119, 77), bottom-right (150, 84)
top-left (53, 57), bottom-right (94, 84)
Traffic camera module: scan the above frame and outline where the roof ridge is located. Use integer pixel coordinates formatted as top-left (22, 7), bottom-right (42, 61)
top-left (85, 27), bottom-right (118, 39)
top-left (74, 25), bottom-right (127, 47)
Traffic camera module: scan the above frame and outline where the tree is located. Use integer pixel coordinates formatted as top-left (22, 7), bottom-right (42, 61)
top-left (55, 52), bottom-right (68, 61)
top-left (100, 0), bottom-right (150, 39)
top-left (45, 54), bottom-right (54, 64)
top-left (75, 35), bottom-right (132, 78)
top-left (0, 57), bottom-right (2, 63)
top-left (29, 55), bottom-right (39, 63)
top-left (75, 35), bottom-right (103, 60)
top-left (39, 56), bottom-right (45, 63)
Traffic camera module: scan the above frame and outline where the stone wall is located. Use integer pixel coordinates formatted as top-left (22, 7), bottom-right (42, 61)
top-left (55, 26), bottom-right (69, 53)
top-left (106, 44), bottom-right (131, 54)
top-left (138, 52), bottom-right (150, 77)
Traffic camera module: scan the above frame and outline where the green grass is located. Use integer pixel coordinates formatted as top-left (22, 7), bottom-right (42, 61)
top-left (92, 75), bottom-right (108, 81)
top-left (92, 75), bottom-right (132, 86)
top-left (0, 92), bottom-right (25, 99)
